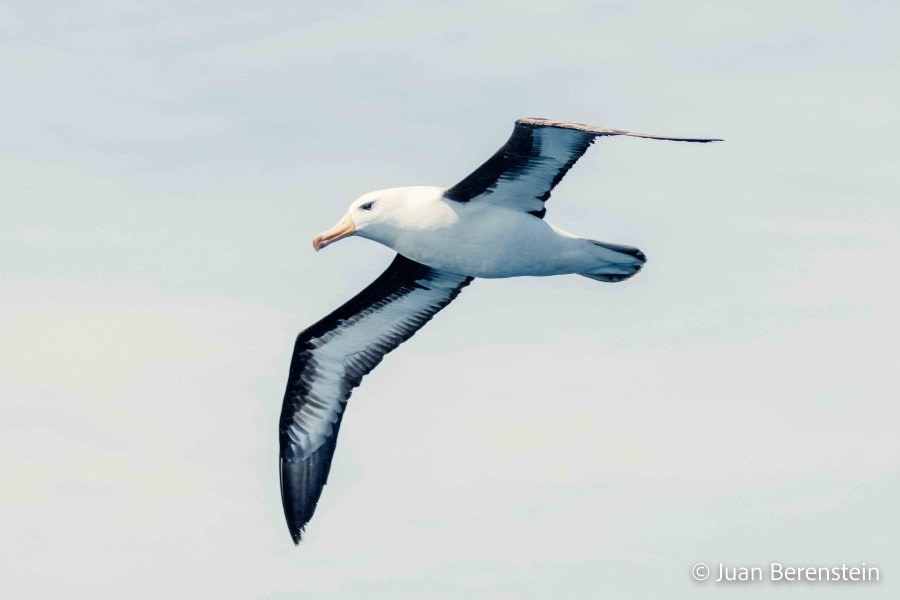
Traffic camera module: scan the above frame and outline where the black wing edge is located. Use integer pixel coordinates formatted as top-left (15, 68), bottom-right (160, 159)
top-left (279, 420), bottom-right (342, 545)
top-left (279, 254), bottom-right (473, 544)
top-left (444, 117), bottom-right (722, 208)
top-left (515, 117), bottom-right (724, 143)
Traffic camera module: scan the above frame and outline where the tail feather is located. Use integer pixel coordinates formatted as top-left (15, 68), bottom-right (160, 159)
top-left (579, 240), bottom-right (646, 283)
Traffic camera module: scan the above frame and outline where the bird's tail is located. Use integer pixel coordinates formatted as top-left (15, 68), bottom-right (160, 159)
top-left (578, 240), bottom-right (646, 282)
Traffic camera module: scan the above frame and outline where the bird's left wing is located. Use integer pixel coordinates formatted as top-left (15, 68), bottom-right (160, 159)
top-left (444, 117), bottom-right (721, 218)
top-left (279, 254), bottom-right (473, 543)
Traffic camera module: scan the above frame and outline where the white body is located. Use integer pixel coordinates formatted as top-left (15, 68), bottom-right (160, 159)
top-left (351, 186), bottom-right (639, 279)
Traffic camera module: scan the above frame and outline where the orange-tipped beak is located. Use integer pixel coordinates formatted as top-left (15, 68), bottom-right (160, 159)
top-left (313, 214), bottom-right (355, 251)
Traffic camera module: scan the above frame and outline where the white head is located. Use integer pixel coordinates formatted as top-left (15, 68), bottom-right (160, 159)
top-left (312, 187), bottom-right (416, 251)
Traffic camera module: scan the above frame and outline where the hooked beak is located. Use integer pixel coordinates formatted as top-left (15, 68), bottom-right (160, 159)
top-left (313, 213), bottom-right (355, 251)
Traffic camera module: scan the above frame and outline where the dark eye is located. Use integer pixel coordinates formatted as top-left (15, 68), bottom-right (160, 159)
top-left (360, 201), bottom-right (375, 211)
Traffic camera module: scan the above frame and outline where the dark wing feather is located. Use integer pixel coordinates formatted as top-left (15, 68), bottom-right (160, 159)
top-left (444, 117), bottom-right (722, 218)
top-left (279, 254), bottom-right (473, 543)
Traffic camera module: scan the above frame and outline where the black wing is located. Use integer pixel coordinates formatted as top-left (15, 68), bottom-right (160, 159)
top-left (444, 117), bottom-right (722, 218)
top-left (279, 254), bottom-right (473, 543)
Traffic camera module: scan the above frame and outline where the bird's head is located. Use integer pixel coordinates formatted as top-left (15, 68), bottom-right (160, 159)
top-left (313, 188), bottom-right (411, 251)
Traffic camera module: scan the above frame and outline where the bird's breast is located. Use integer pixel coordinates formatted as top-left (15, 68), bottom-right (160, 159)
top-left (390, 204), bottom-right (578, 278)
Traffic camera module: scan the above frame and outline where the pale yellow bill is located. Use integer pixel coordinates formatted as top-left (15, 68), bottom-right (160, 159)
top-left (312, 214), bottom-right (355, 251)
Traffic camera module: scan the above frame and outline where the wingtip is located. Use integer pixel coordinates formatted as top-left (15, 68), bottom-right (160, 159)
top-left (282, 493), bottom-right (310, 546)
top-left (516, 117), bottom-right (723, 143)
top-left (290, 528), bottom-right (303, 545)
top-left (287, 516), bottom-right (306, 545)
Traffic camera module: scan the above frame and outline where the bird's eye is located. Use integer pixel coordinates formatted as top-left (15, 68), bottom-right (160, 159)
top-left (360, 201), bottom-right (375, 211)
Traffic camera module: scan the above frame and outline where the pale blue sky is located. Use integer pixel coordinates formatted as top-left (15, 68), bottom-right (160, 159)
top-left (2, 1), bottom-right (898, 598)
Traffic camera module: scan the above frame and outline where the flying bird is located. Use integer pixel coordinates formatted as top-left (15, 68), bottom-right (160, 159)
top-left (280, 117), bottom-right (720, 543)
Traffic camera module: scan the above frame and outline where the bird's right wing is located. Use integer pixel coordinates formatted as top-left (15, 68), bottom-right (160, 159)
top-left (279, 254), bottom-right (473, 543)
top-left (444, 117), bottom-right (721, 218)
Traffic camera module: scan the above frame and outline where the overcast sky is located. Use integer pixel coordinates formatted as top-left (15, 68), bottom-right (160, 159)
top-left (2, 1), bottom-right (898, 598)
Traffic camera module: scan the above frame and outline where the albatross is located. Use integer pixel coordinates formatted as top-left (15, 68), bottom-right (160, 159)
top-left (280, 117), bottom-right (720, 543)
